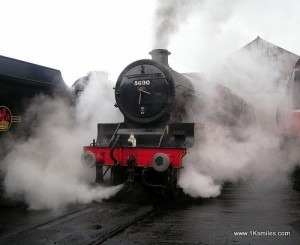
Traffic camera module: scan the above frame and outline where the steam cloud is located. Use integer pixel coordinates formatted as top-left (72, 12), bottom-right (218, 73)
top-left (178, 48), bottom-right (298, 198)
top-left (0, 72), bottom-right (123, 210)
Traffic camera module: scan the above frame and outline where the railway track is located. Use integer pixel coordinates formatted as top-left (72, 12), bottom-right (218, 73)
top-left (0, 200), bottom-right (154, 245)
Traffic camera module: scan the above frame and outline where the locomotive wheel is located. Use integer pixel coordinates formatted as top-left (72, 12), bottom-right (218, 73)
top-left (110, 166), bottom-right (126, 186)
top-left (167, 167), bottom-right (182, 197)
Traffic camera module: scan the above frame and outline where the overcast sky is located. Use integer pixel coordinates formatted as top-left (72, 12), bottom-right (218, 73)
top-left (1, 0), bottom-right (300, 86)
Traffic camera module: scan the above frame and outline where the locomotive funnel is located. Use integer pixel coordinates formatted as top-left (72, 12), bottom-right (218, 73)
top-left (149, 49), bottom-right (171, 66)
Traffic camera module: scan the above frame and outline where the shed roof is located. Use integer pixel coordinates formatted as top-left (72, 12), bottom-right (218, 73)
top-left (234, 36), bottom-right (299, 58)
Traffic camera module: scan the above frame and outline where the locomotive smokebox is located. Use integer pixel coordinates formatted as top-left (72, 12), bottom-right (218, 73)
top-left (149, 49), bottom-right (171, 66)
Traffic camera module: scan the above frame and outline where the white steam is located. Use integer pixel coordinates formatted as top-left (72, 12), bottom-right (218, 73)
top-left (1, 72), bottom-right (122, 210)
top-left (178, 123), bottom-right (293, 198)
top-left (178, 49), bottom-right (298, 198)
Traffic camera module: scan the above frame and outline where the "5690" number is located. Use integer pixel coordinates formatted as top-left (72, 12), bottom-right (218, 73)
top-left (133, 80), bottom-right (151, 86)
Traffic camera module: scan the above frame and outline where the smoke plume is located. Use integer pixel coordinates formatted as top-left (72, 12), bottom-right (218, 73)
top-left (0, 71), bottom-right (122, 210)
top-left (153, 0), bottom-right (203, 49)
top-left (152, 0), bottom-right (239, 75)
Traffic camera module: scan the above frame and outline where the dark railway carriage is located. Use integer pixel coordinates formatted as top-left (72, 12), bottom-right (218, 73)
top-left (81, 49), bottom-right (255, 195)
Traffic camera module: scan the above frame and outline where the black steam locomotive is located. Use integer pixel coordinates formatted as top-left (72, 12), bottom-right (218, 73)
top-left (0, 55), bottom-right (69, 156)
top-left (81, 49), bottom-right (255, 195)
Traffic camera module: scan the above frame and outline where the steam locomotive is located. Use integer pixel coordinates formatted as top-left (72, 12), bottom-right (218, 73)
top-left (81, 49), bottom-right (255, 195)
top-left (0, 55), bottom-right (69, 143)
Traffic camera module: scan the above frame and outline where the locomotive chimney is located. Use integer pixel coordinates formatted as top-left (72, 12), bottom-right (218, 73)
top-left (149, 49), bottom-right (171, 66)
